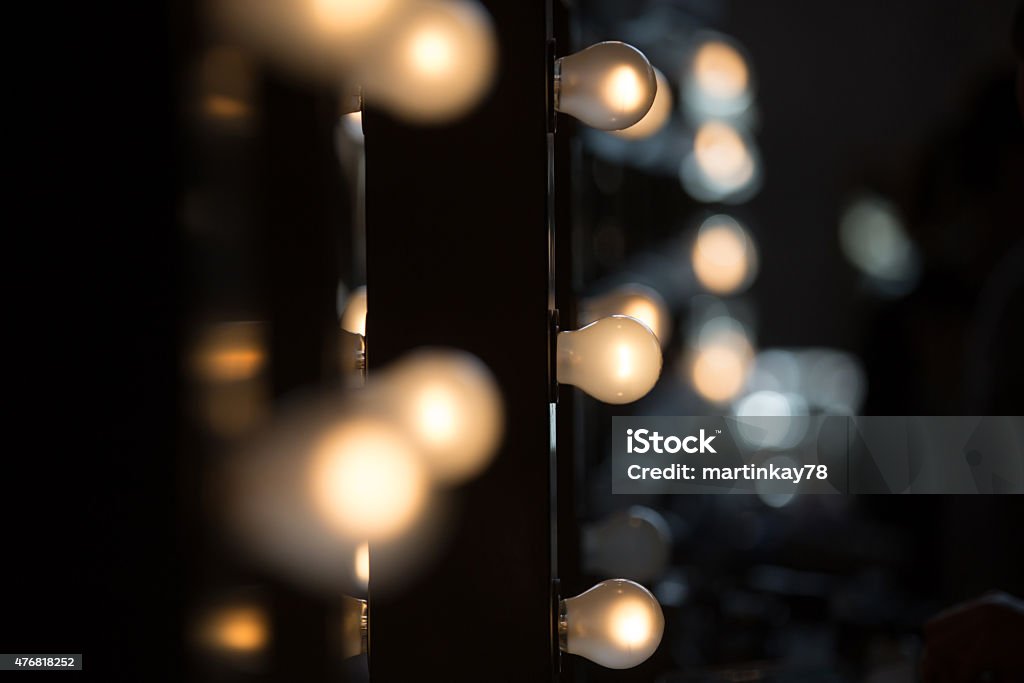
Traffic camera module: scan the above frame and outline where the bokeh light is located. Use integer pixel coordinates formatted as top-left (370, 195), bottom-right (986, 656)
top-left (581, 284), bottom-right (671, 347)
top-left (684, 35), bottom-right (753, 116)
top-left (691, 214), bottom-right (758, 295)
top-left (839, 194), bottom-right (920, 293)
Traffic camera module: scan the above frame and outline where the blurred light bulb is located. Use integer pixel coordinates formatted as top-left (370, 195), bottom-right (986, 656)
top-left (688, 317), bottom-right (754, 404)
top-left (583, 507), bottom-right (672, 582)
top-left (557, 316), bottom-right (662, 404)
top-left (309, 416), bottom-right (430, 540)
top-left (362, 0), bottom-right (496, 123)
top-left (196, 603), bottom-right (270, 655)
top-left (681, 121), bottom-right (760, 203)
top-left (555, 42), bottom-right (657, 130)
top-left (370, 350), bottom-right (504, 484)
top-left (560, 579), bottom-right (664, 670)
top-left (341, 285), bottom-right (367, 336)
top-left (611, 68), bottom-right (673, 140)
top-left (354, 541), bottom-right (370, 589)
top-left (581, 284), bottom-right (671, 347)
top-left (685, 36), bottom-right (752, 116)
top-left (691, 215), bottom-right (758, 295)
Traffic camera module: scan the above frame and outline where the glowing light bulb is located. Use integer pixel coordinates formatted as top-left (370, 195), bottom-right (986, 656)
top-left (685, 36), bottom-right (752, 116)
top-left (369, 349), bottom-right (504, 484)
top-left (308, 416), bottom-right (430, 540)
top-left (557, 316), bottom-right (662, 404)
top-left (581, 284), bottom-right (671, 347)
top-left (611, 68), bottom-right (673, 140)
top-left (361, 0), bottom-right (496, 123)
top-left (195, 603), bottom-right (270, 655)
top-left (354, 541), bottom-right (370, 589)
top-left (691, 215), bottom-right (758, 295)
top-left (555, 42), bottom-right (657, 130)
top-left (687, 316), bottom-right (754, 404)
top-left (560, 579), bottom-right (664, 670)
top-left (341, 286), bottom-right (367, 336)
top-left (681, 121), bottom-right (760, 203)
top-left (583, 507), bottom-right (672, 582)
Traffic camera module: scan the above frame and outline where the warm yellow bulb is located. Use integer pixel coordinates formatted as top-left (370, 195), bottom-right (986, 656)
top-left (370, 350), bottom-right (504, 485)
top-left (688, 321), bottom-right (754, 404)
top-left (309, 417), bottom-right (430, 540)
top-left (555, 41), bottom-right (656, 130)
top-left (692, 40), bottom-right (749, 103)
top-left (691, 215), bottom-right (757, 295)
top-left (693, 121), bottom-right (754, 189)
top-left (557, 316), bottom-right (662, 404)
top-left (612, 68), bottom-right (673, 140)
top-left (362, 0), bottom-right (496, 123)
top-left (561, 579), bottom-right (664, 670)
top-left (341, 286), bottom-right (367, 336)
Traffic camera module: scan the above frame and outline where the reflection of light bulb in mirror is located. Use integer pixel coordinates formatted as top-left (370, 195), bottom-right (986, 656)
top-left (687, 316), bottom-right (754, 404)
top-left (611, 68), bottom-right (673, 140)
top-left (581, 284), bottom-right (671, 347)
top-left (362, 0), bottom-right (496, 123)
top-left (195, 603), bottom-right (270, 655)
top-left (555, 42), bottom-right (656, 130)
top-left (370, 350), bottom-right (504, 484)
top-left (685, 36), bottom-right (752, 115)
top-left (309, 416), bottom-right (430, 540)
top-left (681, 121), bottom-right (760, 203)
top-left (691, 215), bottom-right (758, 295)
top-left (557, 316), bottom-right (662, 404)
top-left (583, 507), bottom-right (672, 583)
top-left (560, 579), bottom-right (664, 670)
top-left (341, 286), bottom-right (367, 336)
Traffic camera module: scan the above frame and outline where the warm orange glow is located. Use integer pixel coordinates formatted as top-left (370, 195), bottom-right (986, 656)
top-left (612, 68), bottom-right (672, 140)
top-left (193, 323), bottom-right (267, 382)
top-left (691, 216), bottom-right (757, 295)
top-left (693, 121), bottom-right (754, 190)
top-left (354, 541), bottom-right (370, 589)
top-left (309, 417), bottom-right (430, 540)
top-left (692, 40), bottom-right (749, 102)
top-left (690, 345), bottom-right (749, 403)
top-left (199, 605), bottom-right (269, 654)
top-left (603, 65), bottom-right (645, 114)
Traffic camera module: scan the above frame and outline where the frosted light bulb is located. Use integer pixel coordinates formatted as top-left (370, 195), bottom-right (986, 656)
top-left (691, 215), bottom-right (758, 295)
top-left (557, 316), bottom-right (662, 404)
top-left (583, 507), bottom-right (672, 583)
top-left (580, 284), bottom-right (671, 347)
top-left (560, 579), bottom-right (664, 670)
top-left (611, 68), bottom-right (673, 140)
top-left (555, 42), bottom-right (657, 130)
top-left (341, 286), bottom-right (368, 336)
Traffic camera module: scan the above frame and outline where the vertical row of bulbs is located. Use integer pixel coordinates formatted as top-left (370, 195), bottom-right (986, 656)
top-left (333, 39), bottom-right (670, 671)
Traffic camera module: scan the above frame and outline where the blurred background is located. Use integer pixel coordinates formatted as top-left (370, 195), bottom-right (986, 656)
top-left (4, 0), bottom-right (1024, 681)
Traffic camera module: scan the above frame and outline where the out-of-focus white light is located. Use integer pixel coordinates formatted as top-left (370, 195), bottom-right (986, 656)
top-left (362, 0), bottom-right (496, 124)
top-left (611, 68), bottom-right (673, 140)
top-left (309, 417), bottom-right (430, 541)
top-left (680, 121), bottom-right (760, 203)
top-left (839, 194), bottom-right (920, 292)
top-left (684, 35), bottom-right (753, 117)
top-left (691, 215), bottom-right (758, 295)
top-left (733, 390), bottom-right (809, 450)
top-left (354, 541), bottom-right (370, 589)
top-left (755, 455), bottom-right (800, 508)
top-left (581, 284), bottom-right (671, 347)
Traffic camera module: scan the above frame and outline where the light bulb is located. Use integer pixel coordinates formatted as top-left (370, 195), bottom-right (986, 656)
top-left (341, 285), bottom-right (368, 336)
top-left (580, 284), bottom-right (671, 347)
top-left (684, 35), bottom-right (752, 116)
top-left (560, 579), bottom-right (664, 670)
top-left (555, 42), bottom-right (657, 130)
top-left (583, 507), bottom-right (672, 583)
top-left (611, 68), bottom-right (673, 140)
top-left (308, 416), bottom-right (431, 540)
top-left (361, 0), bottom-right (497, 123)
top-left (691, 215), bottom-right (758, 295)
top-left (368, 349), bottom-right (504, 484)
top-left (557, 316), bottom-right (662, 404)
